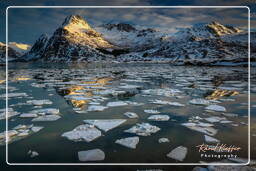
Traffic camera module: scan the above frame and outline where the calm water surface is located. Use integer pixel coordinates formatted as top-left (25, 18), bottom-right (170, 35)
top-left (0, 62), bottom-right (255, 164)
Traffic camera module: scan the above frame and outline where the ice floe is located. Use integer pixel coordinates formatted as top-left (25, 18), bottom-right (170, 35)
top-left (204, 116), bottom-right (227, 123)
top-left (106, 101), bottom-right (128, 107)
top-left (0, 108), bottom-right (20, 120)
top-left (124, 112), bottom-right (138, 118)
top-left (0, 92), bottom-right (28, 98)
top-left (32, 115), bottom-right (61, 122)
top-left (144, 109), bottom-right (160, 114)
top-left (205, 105), bottom-right (226, 112)
top-left (124, 123), bottom-right (160, 136)
top-left (28, 150), bottom-right (39, 158)
top-left (148, 115), bottom-right (170, 121)
top-left (0, 124), bottom-right (43, 145)
top-left (166, 146), bottom-right (188, 161)
top-left (78, 149), bottom-right (105, 162)
top-left (158, 138), bottom-right (170, 143)
top-left (189, 98), bottom-right (210, 105)
top-left (115, 136), bottom-right (139, 149)
top-left (19, 113), bottom-right (38, 118)
top-left (62, 124), bottom-right (101, 142)
top-left (204, 135), bottom-right (220, 143)
top-left (83, 119), bottom-right (126, 132)
top-left (27, 99), bottom-right (53, 106)
top-left (87, 105), bottom-right (108, 112)
top-left (181, 122), bottom-right (218, 136)
top-left (30, 108), bottom-right (59, 115)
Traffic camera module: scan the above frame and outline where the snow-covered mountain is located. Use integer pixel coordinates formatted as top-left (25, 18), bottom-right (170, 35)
top-left (19, 15), bottom-right (253, 66)
top-left (0, 42), bottom-right (30, 63)
top-left (118, 21), bottom-right (252, 65)
top-left (22, 15), bottom-right (115, 62)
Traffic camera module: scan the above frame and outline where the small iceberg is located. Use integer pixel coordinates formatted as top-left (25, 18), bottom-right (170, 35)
top-left (62, 124), bottom-right (101, 142)
top-left (124, 112), bottom-right (138, 119)
top-left (124, 123), bottom-right (160, 136)
top-left (205, 105), bottom-right (226, 112)
top-left (83, 119), bottom-right (126, 132)
top-left (189, 98), bottom-right (210, 105)
top-left (148, 115), bottom-right (170, 121)
top-left (78, 149), bottom-right (105, 162)
top-left (144, 110), bottom-right (160, 114)
top-left (158, 138), bottom-right (170, 143)
top-left (32, 115), bottom-right (61, 122)
top-left (87, 105), bottom-right (108, 112)
top-left (204, 135), bottom-right (220, 143)
top-left (166, 146), bottom-right (188, 161)
top-left (106, 101), bottom-right (128, 107)
top-left (115, 136), bottom-right (139, 149)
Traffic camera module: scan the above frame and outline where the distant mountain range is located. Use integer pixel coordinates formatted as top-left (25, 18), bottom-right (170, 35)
top-left (1, 15), bottom-right (255, 66)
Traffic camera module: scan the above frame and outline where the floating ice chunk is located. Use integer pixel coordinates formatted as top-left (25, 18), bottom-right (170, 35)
top-left (142, 88), bottom-right (181, 97)
top-left (0, 108), bottom-right (20, 120)
top-left (124, 112), bottom-right (138, 119)
top-left (64, 95), bottom-right (91, 101)
top-left (0, 92), bottom-right (28, 98)
top-left (119, 85), bottom-right (141, 89)
top-left (87, 105), bottom-right (108, 112)
top-left (158, 138), bottom-right (170, 143)
top-left (222, 113), bottom-right (238, 117)
top-left (31, 126), bottom-right (44, 133)
top-left (181, 122), bottom-right (197, 127)
top-left (78, 149), bottom-right (105, 162)
top-left (28, 150), bottom-right (39, 158)
top-left (19, 113), bottom-right (38, 118)
top-left (204, 116), bottom-right (226, 123)
top-left (148, 115), bottom-right (170, 121)
top-left (30, 108), bottom-right (59, 115)
top-left (89, 102), bottom-right (101, 105)
top-left (204, 135), bottom-right (220, 143)
top-left (17, 132), bottom-right (29, 137)
top-left (181, 123), bottom-right (218, 136)
top-left (83, 119), bottom-right (126, 132)
top-left (124, 123), bottom-right (160, 136)
top-left (62, 124), bottom-right (101, 142)
top-left (32, 115), bottom-right (61, 122)
top-left (168, 102), bottom-right (185, 107)
top-left (27, 99), bottom-right (53, 106)
top-left (205, 105), bottom-right (226, 112)
top-left (106, 101), bottom-right (128, 107)
top-left (220, 120), bottom-right (233, 124)
top-left (197, 122), bottom-right (214, 127)
top-left (13, 124), bottom-right (30, 130)
top-left (144, 110), bottom-right (160, 114)
top-left (150, 100), bottom-right (171, 105)
top-left (189, 98), bottom-right (210, 105)
top-left (115, 136), bottom-right (139, 149)
top-left (125, 101), bottom-right (144, 106)
top-left (166, 146), bottom-right (188, 161)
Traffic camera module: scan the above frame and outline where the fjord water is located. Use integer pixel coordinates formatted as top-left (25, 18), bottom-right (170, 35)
top-left (0, 62), bottom-right (254, 164)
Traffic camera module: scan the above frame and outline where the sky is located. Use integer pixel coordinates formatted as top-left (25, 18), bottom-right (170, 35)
top-left (0, 0), bottom-right (255, 46)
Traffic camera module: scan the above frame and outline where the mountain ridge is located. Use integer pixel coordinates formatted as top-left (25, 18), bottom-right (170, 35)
top-left (1, 14), bottom-right (253, 66)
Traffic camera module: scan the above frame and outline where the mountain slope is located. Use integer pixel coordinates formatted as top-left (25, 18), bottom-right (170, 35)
top-left (20, 16), bottom-right (252, 66)
top-left (0, 42), bottom-right (30, 63)
top-left (118, 22), bottom-right (251, 65)
top-left (23, 15), bottom-right (115, 62)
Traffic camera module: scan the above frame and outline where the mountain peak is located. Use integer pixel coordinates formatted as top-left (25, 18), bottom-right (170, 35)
top-left (206, 21), bottom-right (242, 36)
top-left (62, 15), bottom-right (91, 30)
